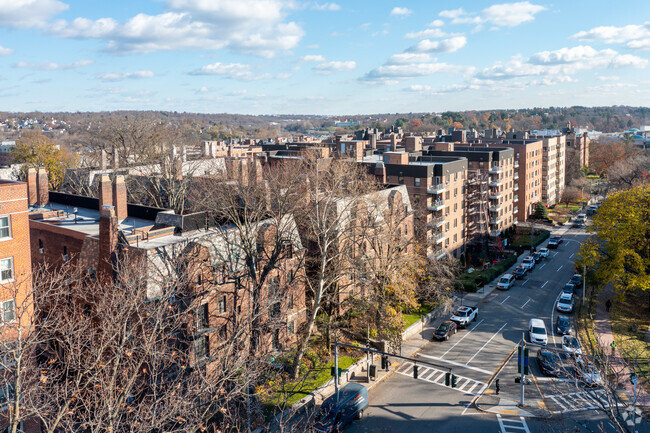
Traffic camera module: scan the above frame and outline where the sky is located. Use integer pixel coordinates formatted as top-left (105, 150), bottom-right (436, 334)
top-left (0, 0), bottom-right (649, 115)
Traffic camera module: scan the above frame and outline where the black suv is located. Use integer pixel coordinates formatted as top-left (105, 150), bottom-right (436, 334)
top-left (537, 350), bottom-right (561, 376)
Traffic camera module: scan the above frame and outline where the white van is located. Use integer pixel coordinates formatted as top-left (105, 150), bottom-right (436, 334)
top-left (497, 274), bottom-right (515, 290)
top-left (528, 318), bottom-right (547, 345)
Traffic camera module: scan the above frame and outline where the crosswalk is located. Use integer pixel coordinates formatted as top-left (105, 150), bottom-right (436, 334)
top-left (395, 361), bottom-right (487, 395)
top-left (545, 389), bottom-right (610, 413)
top-left (497, 414), bottom-right (530, 433)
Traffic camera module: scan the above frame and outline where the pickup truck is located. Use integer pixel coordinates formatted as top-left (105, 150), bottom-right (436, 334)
top-left (450, 305), bottom-right (478, 328)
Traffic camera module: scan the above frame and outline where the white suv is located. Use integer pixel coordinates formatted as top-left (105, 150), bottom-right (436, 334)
top-left (528, 318), bottom-right (547, 345)
top-left (497, 274), bottom-right (515, 290)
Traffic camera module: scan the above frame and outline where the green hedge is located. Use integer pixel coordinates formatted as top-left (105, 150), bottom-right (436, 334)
top-left (457, 254), bottom-right (518, 291)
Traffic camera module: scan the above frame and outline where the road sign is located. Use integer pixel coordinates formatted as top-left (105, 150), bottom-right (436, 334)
top-left (517, 346), bottom-right (529, 375)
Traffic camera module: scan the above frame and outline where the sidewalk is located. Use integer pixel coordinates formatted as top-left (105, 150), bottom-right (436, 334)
top-left (594, 283), bottom-right (650, 407)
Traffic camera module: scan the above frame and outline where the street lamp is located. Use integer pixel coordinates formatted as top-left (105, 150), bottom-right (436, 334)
top-left (631, 372), bottom-right (638, 433)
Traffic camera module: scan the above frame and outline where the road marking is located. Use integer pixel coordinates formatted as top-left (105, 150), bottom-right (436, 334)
top-left (546, 390), bottom-right (610, 413)
top-left (465, 322), bottom-right (508, 365)
top-left (538, 263), bottom-right (546, 270)
top-left (395, 363), bottom-right (486, 396)
top-left (521, 299), bottom-right (531, 309)
top-left (499, 409), bottom-right (518, 416)
top-left (441, 319), bottom-right (484, 357)
top-left (569, 253), bottom-right (574, 258)
top-left (417, 353), bottom-right (492, 375)
top-left (523, 278), bottom-right (529, 285)
top-left (557, 265), bottom-right (563, 272)
top-left (497, 415), bottom-right (530, 433)
top-left (541, 281), bottom-right (548, 288)
top-left (500, 296), bottom-right (510, 304)
top-left (550, 289), bottom-right (564, 345)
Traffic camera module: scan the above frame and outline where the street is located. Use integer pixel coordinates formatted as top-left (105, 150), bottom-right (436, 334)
top-left (345, 226), bottom-right (646, 433)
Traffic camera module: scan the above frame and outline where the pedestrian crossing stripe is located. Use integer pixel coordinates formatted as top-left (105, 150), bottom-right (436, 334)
top-left (546, 389), bottom-right (610, 413)
top-left (497, 414), bottom-right (531, 433)
top-left (395, 362), bottom-right (487, 396)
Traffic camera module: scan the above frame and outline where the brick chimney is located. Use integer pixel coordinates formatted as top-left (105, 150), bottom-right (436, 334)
top-left (404, 136), bottom-right (421, 153)
top-left (27, 167), bottom-right (37, 206)
top-left (98, 205), bottom-right (118, 283)
top-left (369, 133), bottom-right (377, 150)
top-left (112, 175), bottom-right (127, 221)
top-left (37, 167), bottom-right (48, 207)
top-left (112, 148), bottom-right (119, 169)
top-left (374, 162), bottom-right (386, 183)
top-left (390, 133), bottom-right (397, 151)
top-left (100, 149), bottom-right (108, 170)
top-left (98, 173), bottom-right (112, 208)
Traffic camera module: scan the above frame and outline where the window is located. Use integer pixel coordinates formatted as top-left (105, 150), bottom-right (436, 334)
top-left (196, 303), bottom-right (209, 329)
top-left (1, 300), bottom-right (15, 323)
top-left (218, 324), bottom-right (227, 340)
top-left (0, 258), bottom-right (13, 282)
top-left (288, 320), bottom-right (295, 335)
top-left (63, 246), bottom-right (69, 262)
top-left (218, 296), bottom-right (226, 314)
top-left (288, 294), bottom-right (294, 310)
top-left (193, 335), bottom-right (209, 360)
top-left (414, 177), bottom-right (420, 187)
top-left (38, 239), bottom-right (44, 254)
top-left (0, 216), bottom-right (10, 239)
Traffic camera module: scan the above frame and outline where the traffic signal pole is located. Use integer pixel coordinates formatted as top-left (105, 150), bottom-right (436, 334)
top-left (334, 333), bottom-right (339, 405)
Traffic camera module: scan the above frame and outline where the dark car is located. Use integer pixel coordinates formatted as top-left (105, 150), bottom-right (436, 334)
top-left (548, 236), bottom-right (562, 249)
top-left (513, 265), bottom-right (528, 279)
top-left (570, 274), bottom-right (582, 286)
top-left (537, 349), bottom-right (561, 376)
top-left (433, 320), bottom-right (458, 341)
top-left (562, 283), bottom-right (575, 295)
top-left (532, 252), bottom-right (542, 263)
top-left (314, 383), bottom-right (369, 433)
top-left (555, 316), bottom-right (572, 335)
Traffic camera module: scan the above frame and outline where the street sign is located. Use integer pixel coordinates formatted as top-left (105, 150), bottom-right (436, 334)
top-left (517, 346), bottom-right (529, 375)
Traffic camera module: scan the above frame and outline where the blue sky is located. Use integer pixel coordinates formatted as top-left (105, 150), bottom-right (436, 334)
top-left (0, 0), bottom-right (649, 114)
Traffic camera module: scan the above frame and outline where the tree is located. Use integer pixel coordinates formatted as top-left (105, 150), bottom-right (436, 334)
top-left (532, 202), bottom-right (548, 220)
top-left (606, 154), bottom-right (650, 190)
top-left (589, 138), bottom-right (640, 176)
top-left (11, 130), bottom-right (78, 189)
top-left (588, 185), bottom-right (650, 305)
top-left (560, 186), bottom-right (580, 207)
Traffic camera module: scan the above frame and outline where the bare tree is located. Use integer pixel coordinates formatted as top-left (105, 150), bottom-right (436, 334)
top-left (560, 186), bottom-right (581, 208)
top-left (606, 154), bottom-right (650, 190)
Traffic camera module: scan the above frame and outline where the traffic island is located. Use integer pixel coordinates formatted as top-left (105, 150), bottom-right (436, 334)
top-left (475, 345), bottom-right (551, 418)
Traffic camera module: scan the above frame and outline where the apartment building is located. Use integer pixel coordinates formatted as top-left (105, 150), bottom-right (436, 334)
top-left (531, 135), bottom-right (566, 205)
top-left (564, 126), bottom-right (590, 168)
top-left (366, 151), bottom-right (468, 260)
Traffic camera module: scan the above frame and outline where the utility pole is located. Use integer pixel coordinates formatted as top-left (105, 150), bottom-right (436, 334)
top-left (631, 373), bottom-right (638, 433)
top-left (334, 332), bottom-right (339, 405)
top-left (518, 332), bottom-right (528, 407)
top-left (582, 263), bottom-right (586, 306)
top-left (530, 219), bottom-right (535, 253)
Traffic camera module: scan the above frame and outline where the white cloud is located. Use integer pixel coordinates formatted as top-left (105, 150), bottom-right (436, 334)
top-left (572, 22), bottom-right (650, 51)
top-left (0, 45), bottom-right (13, 56)
top-left (48, 1), bottom-right (304, 57)
top-left (407, 36), bottom-right (467, 53)
top-left (14, 59), bottom-right (94, 70)
top-left (0, 0), bottom-right (68, 28)
top-left (97, 70), bottom-right (155, 82)
top-left (361, 61), bottom-right (463, 83)
top-left (386, 53), bottom-right (433, 65)
top-left (440, 2), bottom-right (544, 28)
top-left (313, 60), bottom-right (356, 74)
top-left (390, 7), bottom-right (412, 17)
top-left (405, 28), bottom-right (448, 39)
top-left (529, 46), bottom-right (648, 69)
top-left (189, 62), bottom-right (272, 80)
top-left (301, 54), bottom-right (326, 62)
top-left (597, 75), bottom-right (620, 81)
top-left (429, 19), bottom-right (444, 27)
top-left (312, 2), bottom-right (340, 11)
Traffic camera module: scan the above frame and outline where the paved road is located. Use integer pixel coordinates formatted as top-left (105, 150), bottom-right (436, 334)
top-left (344, 226), bottom-right (639, 433)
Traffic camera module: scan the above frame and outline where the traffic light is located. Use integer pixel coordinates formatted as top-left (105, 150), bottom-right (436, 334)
top-left (330, 367), bottom-right (342, 377)
top-left (445, 372), bottom-right (451, 386)
top-left (451, 374), bottom-right (458, 388)
top-left (381, 355), bottom-right (389, 370)
top-left (413, 365), bottom-right (419, 379)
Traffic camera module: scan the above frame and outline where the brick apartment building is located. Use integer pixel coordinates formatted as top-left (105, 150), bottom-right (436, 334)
top-left (530, 135), bottom-right (567, 205)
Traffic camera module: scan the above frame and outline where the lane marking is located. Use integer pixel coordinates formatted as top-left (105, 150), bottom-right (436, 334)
top-left (496, 415), bottom-right (530, 433)
top-left (441, 319), bottom-right (484, 358)
top-left (465, 322), bottom-right (508, 365)
top-left (395, 364), bottom-right (486, 396)
top-left (557, 265), bottom-right (563, 272)
top-left (500, 296), bottom-right (510, 305)
top-left (523, 277), bottom-right (529, 285)
top-left (569, 253), bottom-right (574, 259)
top-left (538, 263), bottom-right (546, 270)
top-left (541, 281), bottom-right (548, 288)
top-left (521, 299), bottom-right (531, 309)
top-left (418, 353), bottom-right (492, 375)
top-left (550, 289), bottom-right (565, 345)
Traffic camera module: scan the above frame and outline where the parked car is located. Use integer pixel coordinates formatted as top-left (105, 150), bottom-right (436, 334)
top-left (572, 219), bottom-right (584, 228)
top-left (497, 274), bottom-right (515, 290)
top-left (450, 305), bottom-right (478, 328)
top-left (513, 265), bottom-right (528, 279)
top-left (538, 247), bottom-right (550, 259)
top-left (548, 236), bottom-right (563, 249)
top-left (532, 251), bottom-right (542, 263)
top-left (555, 316), bottom-right (572, 335)
top-left (433, 320), bottom-right (458, 341)
top-left (570, 274), bottom-right (582, 286)
top-left (562, 283), bottom-right (575, 295)
top-left (562, 335), bottom-right (582, 355)
top-left (537, 349), bottom-right (561, 376)
top-left (522, 256), bottom-right (536, 270)
top-left (556, 293), bottom-right (574, 313)
top-left (313, 383), bottom-right (369, 433)
top-left (528, 318), bottom-right (548, 345)
top-left (576, 358), bottom-right (602, 387)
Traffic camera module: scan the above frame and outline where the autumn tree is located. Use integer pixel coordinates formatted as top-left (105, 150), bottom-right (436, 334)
top-left (560, 186), bottom-right (581, 207)
top-left (11, 130), bottom-right (78, 189)
top-left (606, 154), bottom-right (650, 190)
top-left (589, 138), bottom-right (640, 176)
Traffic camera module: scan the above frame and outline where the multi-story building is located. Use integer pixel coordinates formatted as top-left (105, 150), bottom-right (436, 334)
top-left (531, 135), bottom-right (566, 205)
top-left (563, 125), bottom-right (590, 169)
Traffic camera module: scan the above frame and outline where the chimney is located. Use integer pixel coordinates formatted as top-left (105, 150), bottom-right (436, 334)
top-left (369, 133), bottom-right (377, 150)
top-left (210, 142), bottom-right (217, 158)
top-left (173, 158), bottom-right (183, 181)
top-left (100, 149), bottom-right (108, 170)
top-left (27, 167), bottom-right (37, 206)
top-left (171, 145), bottom-right (178, 160)
top-left (112, 175), bottom-right (127, 221)
top-left (181, 145), bottom-right (187, 162)
top-left (374, 162), bottom-right (386, 183)
top-left (404, 136), bottom-right (421, 153)
top-left (203, 141), bottom-right (210, 157)
top-left (390, 133), bottom-right (397, 151)
top-left (37, 167), bottom-right (48, 207)
top-left (99, 173), bottom-right (112, 208)
top-left (98, 205), bottom-right (118, 283)
top-left (112, 148), bottom-right (119, 169)
top-left (239, 159), bottom-right (249, 186)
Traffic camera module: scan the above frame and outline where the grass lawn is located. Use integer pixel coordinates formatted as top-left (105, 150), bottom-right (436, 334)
top-left (508, 228), bottom-right (550, 248)
top-left (555, 203), bottom-right (581, 213)
top-left (261, 355), bottom-right (359, 409)
top-left (403, 304), bottom-right (435, 328)
top-left (609, 289), bottom-right (650, 392)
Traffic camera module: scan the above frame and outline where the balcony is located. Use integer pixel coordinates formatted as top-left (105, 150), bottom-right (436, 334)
top-left (427, 216), bottom-right (445, 227)
top-left (489, 230), bottom-right (501, 237)
top-left (431, 232), bottom-right (446, 244)
top-left (489, 217), bottom-right (500, 225)
top-left (514, 172), bottom-right (519, 180)
top-left (514, 206), bottom-right (519, 214)
top-left (488, 166), bottom-right (502, 174)
top-left (514, 160), bottom-right (520, 169)
top-left (514, 184), bottom-right (519, 191)
top-left (489, 205), bottom-right (502, 213)
top-left (427, 184), bottom-right (446, 194)
top-left (514, 217), bottom-right (518, 224)
top-left (514, 195), bottom-right (519, 203)
top-left (488, 192), bottom-right (502, 200)
top-left (488, 178), bottom-right (502, 187)
top-left (428, 202), bottom-right (446, 211)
